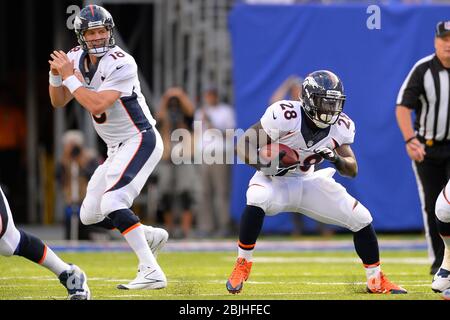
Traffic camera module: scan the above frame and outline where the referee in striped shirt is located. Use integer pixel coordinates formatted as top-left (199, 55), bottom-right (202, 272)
top-left (396, 21), bottom-right (450, 275)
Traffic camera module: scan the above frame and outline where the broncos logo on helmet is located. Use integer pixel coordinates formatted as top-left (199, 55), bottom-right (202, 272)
top-left (301, 70), bottom-right (346, 128)
top-left (73, 5), bottom-right (116, 57)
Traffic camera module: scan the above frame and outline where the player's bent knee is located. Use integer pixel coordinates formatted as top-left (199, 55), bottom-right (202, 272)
top-left (0, 241), bottom-right (16, 256)
top-left (348, 203), bottom-right (373, 232)
top-left (79, 203), bottom-right (102, 226)
top-left (0, 226), bottom-right (21, 256)
top-left (79, 205), bottom-right (92, 225)
top-left (246, 185), bottom-right (271, 213)
top-left (436, 209), bottom-right (450, 223)
top-left (0, 238), bottom-right (18, 256)
top-left (100, 192), bottom-right (132, 216)
top-left (436, 193), bottom-right (450, 223)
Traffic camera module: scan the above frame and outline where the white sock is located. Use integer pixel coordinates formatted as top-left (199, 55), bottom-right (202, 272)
top-left (39, 246), bottom-right (71, 276)
top-left (238, 247), bottom-right (254, 262)
top-left (123, 224), bottom-right (157, 267)
top-left (365, 265), bottom-right (381, 280)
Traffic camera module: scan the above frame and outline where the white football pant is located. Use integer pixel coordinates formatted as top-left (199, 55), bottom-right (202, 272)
top-left (246, 167), bottom-right (373, 232)
top-left (80, 128), bottom-right (163, 225)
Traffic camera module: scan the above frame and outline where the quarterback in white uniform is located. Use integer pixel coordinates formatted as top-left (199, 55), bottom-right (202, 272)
top-left (49, 5), bottom-right (168, 290)
top-left (226, 70), bottom-right (407, 295)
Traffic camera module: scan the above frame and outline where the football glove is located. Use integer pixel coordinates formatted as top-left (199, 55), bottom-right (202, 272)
top-left (314, 146), bottom-right (338, 163)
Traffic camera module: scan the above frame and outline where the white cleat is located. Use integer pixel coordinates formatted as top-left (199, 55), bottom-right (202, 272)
top-left (117, 264), bottom-right (167, 290)
top-left (144, 226), bottom-right (169, 257)
top-left (59, 264), bottom-right (91, 300)
top-left (432, 268), bottom-right (450, 293)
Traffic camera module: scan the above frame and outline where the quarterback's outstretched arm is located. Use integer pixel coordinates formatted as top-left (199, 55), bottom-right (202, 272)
top-left (237, 121), bottom-right (272, 170)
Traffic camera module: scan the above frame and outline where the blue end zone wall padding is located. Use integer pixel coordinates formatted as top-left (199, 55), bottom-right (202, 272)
top-left (228, 3), bottom-right (450, 232)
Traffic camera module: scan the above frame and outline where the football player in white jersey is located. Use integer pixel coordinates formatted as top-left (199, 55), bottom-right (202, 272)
top-left (0, 186), bottom-right (90, 299)
top-left (226, 70), bottom-right (407, 295)
top-left (48, 5), bottom-right (168, 290)
top-left (432, 179), bottom-right (450, 294)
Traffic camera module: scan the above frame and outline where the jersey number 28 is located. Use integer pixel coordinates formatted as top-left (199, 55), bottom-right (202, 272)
top-left (280, 103), bottom-right (297, 120)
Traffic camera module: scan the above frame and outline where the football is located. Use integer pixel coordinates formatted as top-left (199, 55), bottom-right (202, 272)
top-left (259, 143), bottom-right (299, 166)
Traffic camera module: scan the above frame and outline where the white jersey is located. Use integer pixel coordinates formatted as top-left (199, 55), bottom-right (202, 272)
top-left (67, 45), bottom-right (156, 147)
top-left (260, 100), bottom-right (355, 174)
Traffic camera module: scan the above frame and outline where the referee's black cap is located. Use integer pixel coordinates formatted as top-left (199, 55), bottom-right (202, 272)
top-left (436, 21), bottom-right (450, 38)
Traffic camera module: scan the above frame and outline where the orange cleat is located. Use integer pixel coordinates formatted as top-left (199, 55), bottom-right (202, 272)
top-left (367, 272), bottom-right (407, 294)
top-left (226, 257), bottom-right (253, 294)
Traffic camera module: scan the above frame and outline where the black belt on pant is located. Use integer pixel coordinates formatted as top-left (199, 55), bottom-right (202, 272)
top-left (417, 136), bottom-right (450, 147)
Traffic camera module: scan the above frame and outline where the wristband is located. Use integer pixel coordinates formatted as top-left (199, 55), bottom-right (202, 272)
top-left (49, 71), bottom-right (62, 87)
top-left (405, 136), bottom-right (416, 145)
top-left (62, 75), bottom-right (83, 94)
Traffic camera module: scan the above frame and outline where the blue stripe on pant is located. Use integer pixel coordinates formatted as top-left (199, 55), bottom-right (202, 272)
top-left (120, 92), bottom-right (151, 132)
top-left (106, 128), bottom-right (156, 192)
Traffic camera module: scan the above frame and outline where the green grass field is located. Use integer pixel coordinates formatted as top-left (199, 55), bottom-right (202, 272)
top-left (0, 248), bottom-right (444, 300)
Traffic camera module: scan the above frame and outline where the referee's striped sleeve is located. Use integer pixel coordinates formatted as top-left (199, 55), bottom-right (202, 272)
top-left (396, 54), bottom-right (433, 108)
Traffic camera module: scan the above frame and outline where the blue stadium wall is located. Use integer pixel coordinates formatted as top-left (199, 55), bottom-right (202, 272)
top-left (228, 3), bottom-right (450, 233)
